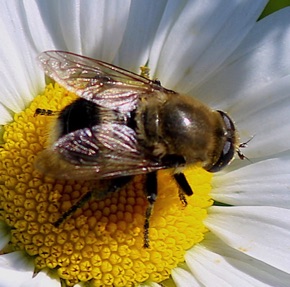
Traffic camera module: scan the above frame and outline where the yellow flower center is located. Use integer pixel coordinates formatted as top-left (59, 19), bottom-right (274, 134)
top-left (0, 83), bottom-right (213, 287)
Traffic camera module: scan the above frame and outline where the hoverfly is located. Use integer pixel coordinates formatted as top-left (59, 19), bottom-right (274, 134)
top-left (36, 51), bottom-right (242, 247)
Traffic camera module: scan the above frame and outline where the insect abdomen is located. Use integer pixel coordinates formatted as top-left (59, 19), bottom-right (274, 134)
top-left (57, 98), bottom-right (101, 137)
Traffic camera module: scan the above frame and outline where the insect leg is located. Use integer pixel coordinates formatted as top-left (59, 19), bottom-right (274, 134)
top-left (95, 176), bottom-right (133, 200)
top-left (173, 173), bottom-right (193, 207)
top-left (144, 171), bottom-right (158, 248)
top-left (54, 190), bottom-right (93, 227)
top-left (160, 155), bottom-right (191, 207)
top-left (161, 154), bottom-right (186, 167)
top-left (106, 176), bottom-right (133, 194)
top-left (54, 176), bottom-right (132, 227)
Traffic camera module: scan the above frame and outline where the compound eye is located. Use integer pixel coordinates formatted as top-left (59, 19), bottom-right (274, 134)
top-left (207, 139), bottom-right (235, 172)
top-left (207, 111), bottom-right (236, 173)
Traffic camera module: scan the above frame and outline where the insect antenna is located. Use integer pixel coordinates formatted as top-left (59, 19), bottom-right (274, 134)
top-left (236, 136), bottom-right (254, 162)
top-left (34, 108), bottom-right (58, 117)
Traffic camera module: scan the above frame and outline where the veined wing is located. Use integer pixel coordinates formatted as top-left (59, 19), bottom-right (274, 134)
top-left (38, 50), bottom-right (175, 112)
top-left (50, 123), bottom-right (166, 179)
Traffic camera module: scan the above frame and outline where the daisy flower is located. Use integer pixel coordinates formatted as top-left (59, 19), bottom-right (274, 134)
top-left (0, 0), bottom-right (290, 286)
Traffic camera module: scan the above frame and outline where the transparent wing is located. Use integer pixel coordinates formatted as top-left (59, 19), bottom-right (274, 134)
top-left (38, 50), bottom-right (175, 112)
top-left (53, 123), bottom-right (165, 179)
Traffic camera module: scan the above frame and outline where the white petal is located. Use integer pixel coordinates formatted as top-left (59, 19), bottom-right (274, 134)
top-left (139, 282), bottom-right (162, 287)
top-left (0, 0), bottom-right (133, 118)
top-left (21, 268), bottom-right (60, 287)
top-left (205, 206), bottom-right (290, 274)
top-left (0, 103), bottom-right (13, 124)
top-left (196, 8), bottom-right (290, 109)
top-left (0, 251), bottom-right (34, 286)
top-left (0, 221), bottom-right (11, 250)
top-left (232, 75), bottom-right (290, 158)
top-left (172, 266), bottom-right (202, 287)
top-left (48, 0), bottom-right (84, 52)
top-left (154, 0), bottom-right (267, 91)
top-left (79, 0), bottom-right (132, 61)
top-left (116, 0), bottom-right (168, 72)
top-left (187, 247), bottom-right (253, 287)
top-left (26, 0), bottom-right (132, 60)
top-left (0, 1), bottom-right (45, 113)
top-left (185, 234), bottom-right (290, 287)
top-left (194, 73), bottom-right (290, 159)
top-left (212, 156), bottom-right (290, 208)
top-left (20, 0), bottom-right (57, 52)
top-left (148, 0), bottom-right (192, 75)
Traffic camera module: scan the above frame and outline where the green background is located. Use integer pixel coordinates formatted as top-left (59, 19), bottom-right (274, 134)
top-left (261, 0), bottom-right (290, 18)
